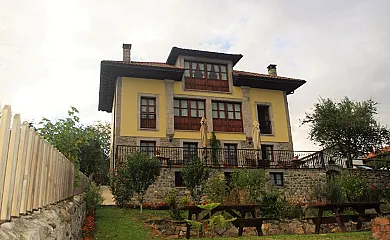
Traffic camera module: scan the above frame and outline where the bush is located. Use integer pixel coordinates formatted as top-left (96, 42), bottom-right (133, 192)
top-left (181, 157), bottom-right (209, 203)
top-left (338, 173), bottom-right (366, 202)
top-left (110, 164), bottom-right (134, 207)
top-left (84, 182), bottom-right (103, 215)
top-left (204, 173), bottom-right (228, 204)
top-left (165, 189), bottom-right (184, 220)
top-left (259, 182), bottom-right (288, 218)
top-left (230, 169), bottom-right (267, 203)
top-left (313, 177), bottom-right (346, 203)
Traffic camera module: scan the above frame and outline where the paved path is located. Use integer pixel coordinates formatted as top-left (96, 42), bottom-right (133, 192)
top-left (100, 185), bottom-right (115, 205)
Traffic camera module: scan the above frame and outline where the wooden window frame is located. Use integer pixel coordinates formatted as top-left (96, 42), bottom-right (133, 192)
top-left (140, 141), bottom-right (156, 157)
top-left (183, 142), bottom-right (199, 162)
top-left (212, 101), bottom-right (243, 132)
top-left (270, 172), bottom-right (284, 186)
top-left (184, 61), bottom-right (229, 92)
top-left (257, 105), bottom-right (273, 134)
top-left (140, 97), bottom-right (156, 129)
top-left (174, 171), bottom-right (185, 187)
top-left (261, 144), bottom-right (274, 162)
top-left (174, 99), bottom-right (205, 130)
top-left (224, 144), bottom-right (238, 166)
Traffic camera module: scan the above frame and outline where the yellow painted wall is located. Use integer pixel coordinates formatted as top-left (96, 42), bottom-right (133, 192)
top-left (120, 77), bottom-right (166, 137)
top-left (173, 82), bottom-right (243, 99)
top-left (174, 131), bottom-right (246, 141)
top-left (250, 89), bottom-right (289, 143)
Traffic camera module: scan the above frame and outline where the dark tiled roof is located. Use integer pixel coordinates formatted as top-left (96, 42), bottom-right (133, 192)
top-left (102, 60), bottom-right (183, 69)
top-left (233, 70), bottom-right (304, 82)
top-left (166, 47), bottom-right (243, 66)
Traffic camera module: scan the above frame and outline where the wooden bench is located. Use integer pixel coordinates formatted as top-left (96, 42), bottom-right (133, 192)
top-left (232, 217), bottom-right (277, 236)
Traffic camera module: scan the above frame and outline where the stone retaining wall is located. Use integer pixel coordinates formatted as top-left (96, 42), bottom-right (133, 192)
top-left (0, 195), bottom-right (86, 240)
top-left (143, 168), bottom-right (390, 204)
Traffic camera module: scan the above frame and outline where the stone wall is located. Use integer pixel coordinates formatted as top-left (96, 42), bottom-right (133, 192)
top-left (0, 195), bottom-right (86, 240)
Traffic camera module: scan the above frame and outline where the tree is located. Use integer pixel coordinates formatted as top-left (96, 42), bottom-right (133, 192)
top-left (126, 151), bottom-right (161, 212)
top-left (181, 157), bottom-right (210, 203)
top-left (302, 97), bottom-right (390, 167)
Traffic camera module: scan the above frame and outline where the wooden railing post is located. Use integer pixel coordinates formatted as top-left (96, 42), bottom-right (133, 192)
top-left (0, 105), bottom-right (12, 218)
top-left (20, 127), bottom-right (35, 214)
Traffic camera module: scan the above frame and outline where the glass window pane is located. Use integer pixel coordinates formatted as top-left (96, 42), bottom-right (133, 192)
top-left (221, 65), bottom-right (227, 73)
top-left (212, 102), bottom-right (217, 110)
top-left (227, 104), bottom-right (233, 111)
top-left (181, 100), bottom-right (187, 108)
top-left (191, 101), bottom-right (196, 109)
top-left (191, 109), bottom-right (197, 117)
top-left (182, 109), bottom-right (188, 116)
top-left (220, 111), bottom-right (225, 118)
top-left (174, 100), bottom-right (179, 108)
top-left (228, 112), bottom-right (234, 119)
top-left (212, 110), bottom-right (218, 118)
top-left (149, 99), bottom-right (155, 106)
top-left (198, 101), bottom-right (204, 109)
top-left (235, 112), bottom-right (241, 119)
top-left (141, 98), bottom-right (147, 105)
top-left (219, 103), bottom-right (225, 110)
top-left (141, 106), bottom-right (147, 112)
top-left (174, 108), bottom-right (180, 116)
top-left (184, 69), bottom-right (190, 77)
top-left (234, 104), bottom-right (241, 111)
top-left (214, 65), bottom-right (219, 72)
top-left (221, 73), bottom-right (227, 80)
top-left (185, 61), bottom-right (189, 69)
top-left (207, 64), bottom-right (211, 71)
top-left (199, 110), bottom-right (204, 117)
top-left (199, 63), bottom-right (204, 70)
top-left (149, 107), bottom-right (155, 113)
top-left (192, 62), bottom-right (197, 69)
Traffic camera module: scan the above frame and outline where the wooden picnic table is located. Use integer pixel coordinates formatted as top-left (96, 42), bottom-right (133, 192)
top-left (307, 202), bottom-right (384, 234)
top-left (180, 204), bottom-right (266, 239)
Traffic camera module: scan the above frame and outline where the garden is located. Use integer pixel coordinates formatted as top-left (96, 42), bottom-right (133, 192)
top-left (87, 150), bottom-right (390, 239)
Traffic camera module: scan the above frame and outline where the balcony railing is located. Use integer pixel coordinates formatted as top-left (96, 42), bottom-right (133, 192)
top-left (115, 145), bottom-right (345, 169)
top-left (140, 113), bottom-right (156, 129)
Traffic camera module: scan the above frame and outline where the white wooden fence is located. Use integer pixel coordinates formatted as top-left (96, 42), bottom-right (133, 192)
top-left (0, 105), bottom-right (86, 221)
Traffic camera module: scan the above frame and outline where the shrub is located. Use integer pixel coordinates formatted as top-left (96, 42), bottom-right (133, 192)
top-left (181, 157), bottom-right (209, 203)
top-left (230, 169), bottom-right (267, 203)
top-left (165, 189), bottom-right (184, 220)
top-left (259, 182), bottom-right (288, 218)
top-left (204, 173), bottom-right (228, 204)
top-left (126, 151), bottom-right (162, 212)
top-left (313, 177), bottom-right (346, 203)
top-left (84, 182), bottom-right (103, 215)
top-left (110, 165), bottom-right (134, 207)
top-left (338, 172), bottom-right (366, 202)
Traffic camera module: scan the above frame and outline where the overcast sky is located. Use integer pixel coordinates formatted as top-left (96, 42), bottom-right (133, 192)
top-left (1, 0), bottom-right (389, 150)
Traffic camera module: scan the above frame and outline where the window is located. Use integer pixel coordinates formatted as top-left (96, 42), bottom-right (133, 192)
top-left (175, 171), bottom-right (184, 187)
top-left (224, 144), bottom-right (237, 166)
top-left (174, 99), bottom-right (205, 130)
top-left (270, 172), bottom-right (284, 186)
top-left (184, 61), bottom-right (229, 92)
top-left (261, 144), bottom-right (274, 161)
top-left (212, 102), bottom-right (243, 132)
top-left (140, 141), bottom-right (156, 157)
top-left (140, 97), bottom-right (156, 129)
top-left (183, 142), bottom-right (198, 162)
top-left (257, 105), bottom-right (272, 134)
top-left (224, 172), bottom-right (233, 187)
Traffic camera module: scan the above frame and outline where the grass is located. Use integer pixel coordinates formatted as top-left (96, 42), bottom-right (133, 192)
top-left (94, 206), bottom-right (374, 240)
top-left (94, 206), bottom-right (170, 240)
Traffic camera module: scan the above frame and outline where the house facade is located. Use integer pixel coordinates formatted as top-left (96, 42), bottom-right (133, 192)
top-left (99, 44), bottom-right (306, 170)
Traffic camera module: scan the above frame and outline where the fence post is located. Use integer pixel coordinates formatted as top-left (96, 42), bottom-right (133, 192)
top-left (20, 128), bottom-right (35, 214)
top-left (33, 136), bottom-right (44, 210)
top-left (1, 114), bottom-right (21, 221)
top-left (0, 105), bottom-right (12, 216)
top-left (11, 121), bottom-right (29, 217)
top-left (27, 133), bottom-right (40, 212)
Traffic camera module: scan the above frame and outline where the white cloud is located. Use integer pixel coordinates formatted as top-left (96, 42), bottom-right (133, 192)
top-left (1, 0), bottom-right (389, 150)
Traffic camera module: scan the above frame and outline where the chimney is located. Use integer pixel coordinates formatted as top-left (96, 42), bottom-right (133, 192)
top-left (267, 64), bottom-right (277, 76)
top-left (122, 44), bottom-right (132, 63)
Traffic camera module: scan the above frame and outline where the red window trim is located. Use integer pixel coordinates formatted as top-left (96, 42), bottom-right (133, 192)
top-left (140, 97), bottom-right (156, 129)
top-left (174, 99), bottom-right (205, 130)
top-left (212, 101), bottom-right (243, 132)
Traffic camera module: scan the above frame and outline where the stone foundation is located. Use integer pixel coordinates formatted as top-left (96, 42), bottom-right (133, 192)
top-left (0, 195), bottom-right (86, 240)
top-left (147, 218), bottom-right (371, 238)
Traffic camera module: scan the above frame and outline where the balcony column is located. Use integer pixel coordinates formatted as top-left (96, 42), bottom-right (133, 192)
top-left (241, 86), bottom-right (252, 139)
top-left (165, 80), bottom-right (175, 136)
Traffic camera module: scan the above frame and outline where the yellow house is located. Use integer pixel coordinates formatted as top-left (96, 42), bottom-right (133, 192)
top-left (99, 44), bottom-right (306, 177)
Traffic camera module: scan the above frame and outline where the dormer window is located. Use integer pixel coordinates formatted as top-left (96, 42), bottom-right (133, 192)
top-left (184, 61), bottom-right (229, 92)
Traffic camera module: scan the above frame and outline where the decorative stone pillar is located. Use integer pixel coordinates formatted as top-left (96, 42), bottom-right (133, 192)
top-left (241, 86), bottom-right (252, 138)
top-left (165, 80), bottom-right (175, 135)
top-left (206, 98), bottom-right (213, 132)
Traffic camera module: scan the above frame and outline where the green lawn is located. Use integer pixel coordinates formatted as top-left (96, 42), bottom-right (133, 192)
top-left (94, 206), bottom-right (374, 240)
